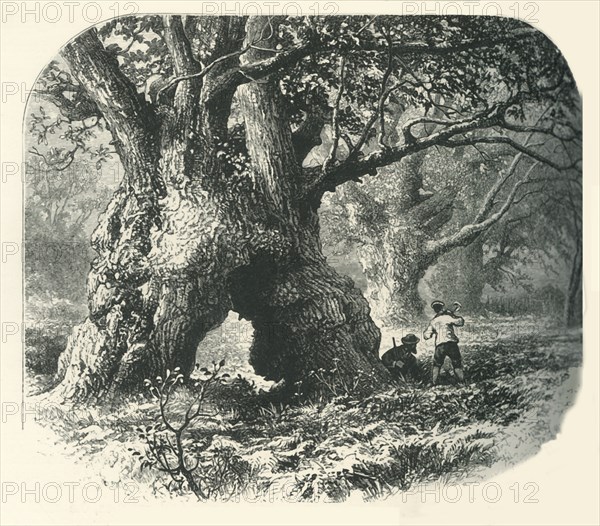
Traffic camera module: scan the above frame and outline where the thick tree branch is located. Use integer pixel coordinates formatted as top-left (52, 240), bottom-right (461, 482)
top-left (207, 38), bottom-right (327, 99)
top-left (161, 15), bottom-right (203, 120)
top-left (302, 104), bottom-right (506, 198)
top-left (61, 28), bottom-right (157, 134)
top-left (156, 47), bottom-right (245, 102)
top-left (166, 16), bottom-right (278, 102)
top-left (301, 91), bottom-right (581, 202)
top-left (60, 28), bottom-right (158, 191)
top-left (163, 16), bottom-right (200, 76)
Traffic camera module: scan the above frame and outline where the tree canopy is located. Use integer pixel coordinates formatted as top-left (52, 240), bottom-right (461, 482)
top-left (33, 15), bottom-right (579, 193)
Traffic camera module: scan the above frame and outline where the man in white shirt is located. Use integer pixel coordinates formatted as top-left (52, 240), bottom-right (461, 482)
top-left (423, 300), bottom-right (465, 385)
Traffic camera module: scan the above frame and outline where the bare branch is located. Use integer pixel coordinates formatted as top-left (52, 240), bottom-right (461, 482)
top-left (473, 152), bottom-right (525, 224)
top-left (356, 15), bottom-right (379, 35)
top-left (471, 102), bottom-right (563, 222)
top-left (500, 121), bottom-right (580, 142)
top-left (424, 161), bottom-right (542, 257)
top-left (441, 135), bottom-right (580, 171)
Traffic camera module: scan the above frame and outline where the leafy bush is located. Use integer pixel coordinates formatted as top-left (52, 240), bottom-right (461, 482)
top-left (25, 325), bottom-right (67, 375)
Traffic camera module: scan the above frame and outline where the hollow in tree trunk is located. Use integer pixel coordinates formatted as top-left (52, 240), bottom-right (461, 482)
top-left (230, 27), bottom-right (392, 396)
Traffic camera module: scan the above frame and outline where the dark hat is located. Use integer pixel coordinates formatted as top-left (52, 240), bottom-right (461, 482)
top-left (431, 300), bottom-right (445, 311)
top-left (401, 333), bottom-right (420, 345)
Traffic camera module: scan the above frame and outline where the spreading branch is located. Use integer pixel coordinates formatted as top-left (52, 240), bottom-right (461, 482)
top-left (441, 135), bottom-right (581, 172)
top-left (302, 94), bottom-right (580, 200)
top-left (424, 160), bottom-right (579, 258)
top-left (302, 104), bottom-right (507, 198)
top-left (471, 103), bottom-right (556, 222)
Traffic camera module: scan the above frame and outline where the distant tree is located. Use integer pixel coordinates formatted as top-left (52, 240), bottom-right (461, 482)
top-left (322, 115), bottom-right (580, 325)
top-left (427, 240), bottom-right (487, 313)
top-left (430, 129), bottom-right (581, 325)
top-left (25, 158), bottom-right (113, 322)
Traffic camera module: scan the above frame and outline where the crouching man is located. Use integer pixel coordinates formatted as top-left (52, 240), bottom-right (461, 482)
top-left (423, 300), bottom-right (465, 385)
top-left (381, 334), bottom-right (420, 381)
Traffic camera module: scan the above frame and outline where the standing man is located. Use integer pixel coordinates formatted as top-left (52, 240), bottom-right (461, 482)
top-left (423, 300), bottom-right (465, 385)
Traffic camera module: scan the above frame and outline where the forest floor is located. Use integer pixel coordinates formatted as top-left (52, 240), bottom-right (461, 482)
top-left (24, 315), bottom-right (582, 503)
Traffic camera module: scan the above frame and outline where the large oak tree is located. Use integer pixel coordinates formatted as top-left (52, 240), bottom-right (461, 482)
top-left (29, 15), bottom-right (579, 402)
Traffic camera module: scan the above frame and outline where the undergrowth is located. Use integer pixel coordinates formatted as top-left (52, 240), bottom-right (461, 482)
top-left (33, 329), bottom-right (581, 502)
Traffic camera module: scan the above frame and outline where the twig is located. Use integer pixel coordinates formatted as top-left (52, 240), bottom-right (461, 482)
top-left (377, 29), bottom-right (395, 149)
top-left (355, 15), bottom-right (379, 36)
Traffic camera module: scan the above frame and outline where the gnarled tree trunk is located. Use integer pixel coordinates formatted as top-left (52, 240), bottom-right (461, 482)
top-left (53, 17), bottom-right (393, 403)
top-left (230, 21), bottom-right (391, 396)
top-left (54, 19), bottom-right (253, 401)
top-left (356, 225), bottom-right (428, 326)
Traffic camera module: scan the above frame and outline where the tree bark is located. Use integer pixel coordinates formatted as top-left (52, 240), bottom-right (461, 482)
top-left (356, 230), bottom-right (427, 326)
top-left (230, 18), bottom-right (393, 396)
top-left (54, 21), bottom-right (247, 402)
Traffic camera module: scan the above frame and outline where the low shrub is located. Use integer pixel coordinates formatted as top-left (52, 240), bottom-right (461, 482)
top-left (25, 325), bottom-right (67, 375)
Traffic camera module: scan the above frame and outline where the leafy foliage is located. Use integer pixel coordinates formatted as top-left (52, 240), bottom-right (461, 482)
top-left (25, 159), bottom-right (113, 305)
top-left (25, 325), bottom-right (68, 375)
